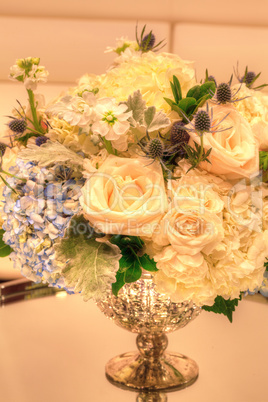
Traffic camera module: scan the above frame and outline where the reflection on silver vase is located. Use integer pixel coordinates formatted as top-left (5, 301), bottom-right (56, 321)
top-left (97, 271), bottom-right (201, 391)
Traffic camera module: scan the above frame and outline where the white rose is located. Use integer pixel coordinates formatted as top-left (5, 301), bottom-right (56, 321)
top-left (188, 104), bottom-right (259, 179)
top-left (232, 83), bottom-right (268, 150)
top-left (169, 177), bottom-right (224, 215)
top-left (80, 155), bottom-right (168, 236)
top-left (153, 203), bottom-right (224, 256)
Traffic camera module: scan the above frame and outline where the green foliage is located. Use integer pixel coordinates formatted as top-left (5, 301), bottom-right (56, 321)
top-left (16, 132), bottom-right (40, 146)
top-left (260, 151), bottom-right (268, 171)
top-left (0, 229), bottom-right (12, 257)
top-left (259, 151), bottom-right (268, 182)
top-left (123, 90), bottom-right (170, 132)
top-left (54, 215), bottom-right (121, 301)
top-left (184, 140), bottom-right (212, 171)
top-left (164, 76), bottom-right (216, 122)
top-left (110, 235), bottom-right (158, 296)
top-left (202, 295), bottom-right (242, 323)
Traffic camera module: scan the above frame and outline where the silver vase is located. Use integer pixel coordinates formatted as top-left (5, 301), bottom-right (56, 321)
top-left (97, 271), bottom-right (201, 392)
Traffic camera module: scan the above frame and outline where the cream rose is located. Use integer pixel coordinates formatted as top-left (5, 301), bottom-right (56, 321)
top-left (153, 203), bottom-right (224, 256)
top-left (80, 155), bottom-right (168, 236)
top-left (232, 83), bottom-right (268, 150)
top-left (169, 178), bottom-right (224, 215)
top-left (188, 104), bottom-right (259, 179)
top-left (154, 246), bottom-right (216, 306)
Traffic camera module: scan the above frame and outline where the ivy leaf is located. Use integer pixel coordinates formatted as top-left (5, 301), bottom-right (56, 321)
top-left (144, 106), bottom-right (171, 132)
top-left (0, 229), bottom-right (13, 257)
top-left (110, 235), bottom-right (144, 252)
top-left (202, 295), bottom-right (241, 323)
top-left (112, 271), bottom-right (125, 296)
top-left (110, 235), bottom-right (156, 296)
top-left (125, 260), bottom-right (142, 283)
top-left (139, 254), bottom-right (158, 272)
top-left (54, 216), bottom-right (121, 301)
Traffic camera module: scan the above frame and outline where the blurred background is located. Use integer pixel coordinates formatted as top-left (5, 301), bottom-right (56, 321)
top-left (0, 0), bottom-right (268, 280)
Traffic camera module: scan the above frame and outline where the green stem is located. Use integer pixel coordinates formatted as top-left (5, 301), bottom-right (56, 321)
top-left (103, 138), bottom-right (115, 155)
top-left (1, 169), bottom-right (27, 182)
top-left (27, 89), bottom-right (43, 133)
top-left (196, 134), bottom-right (204, 167)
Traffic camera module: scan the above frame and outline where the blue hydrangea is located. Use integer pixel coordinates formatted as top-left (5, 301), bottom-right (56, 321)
top-left (260, 270), bottom-right (268, 297)
top-left (2, 160), bottom-right (85, 289)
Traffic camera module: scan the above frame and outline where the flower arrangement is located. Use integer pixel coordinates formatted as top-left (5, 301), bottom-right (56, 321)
top-left (1, 26), bottom-right (268, 321)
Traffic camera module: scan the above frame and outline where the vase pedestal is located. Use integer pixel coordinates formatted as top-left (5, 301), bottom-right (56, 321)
top-left (105, 333), bottom-right (199, 392)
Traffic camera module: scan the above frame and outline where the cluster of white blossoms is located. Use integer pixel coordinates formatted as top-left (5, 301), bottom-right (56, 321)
top-left (9, 57), bottom-right (49, 91)
top-left (47, 92), bottom-right (132, 151)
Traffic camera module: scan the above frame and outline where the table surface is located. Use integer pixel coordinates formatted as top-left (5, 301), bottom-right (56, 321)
top-left (0, 292), bottom-right (267, 402)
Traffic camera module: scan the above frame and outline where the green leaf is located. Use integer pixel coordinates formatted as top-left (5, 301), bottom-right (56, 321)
top-left (139, 254), bottom-right (158, 272)
top-left (110, 235), bottom-right (144, 252)
top-left (125, 260), bottom-right (142, 283)
top-left (112, 271), bottom-right (125, 296)
top-left (0, 229), bottom-right (13, 257)
top-left (173, 76), bottom-right (182, 101)
top-left (16, 132), bottom-right (40, 146)
top-left (186, 85), bottom-right (201, 100)
top-left (199, 81), bottom-right (216, 99)
top-left (163, 97), bottom-right (174, 107)
top-left (178, 97), bottom-right (197, 113)
top-left (54, 215), bottom-right (121, 301)
top-left (119, 253), bottom-right (135, 272)
top-left (170, 82), bottom-right (179, 104)
top-left (260, 151), bottom-right (268, 171)
top-left (202, 295), bottom-right (241, 323)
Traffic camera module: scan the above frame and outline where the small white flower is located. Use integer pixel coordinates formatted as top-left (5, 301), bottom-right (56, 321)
top-left (47, 92), bottom-right (97, 128)
top-left (24, 65), bottom-right (49, 90)
top-left (91, 98), bottom-right (132, 141)
top-left (9, 57), bottom-right (48, 90)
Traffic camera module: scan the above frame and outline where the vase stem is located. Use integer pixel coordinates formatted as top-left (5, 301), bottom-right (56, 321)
top-left (136, 333), bottom-right (168, 361)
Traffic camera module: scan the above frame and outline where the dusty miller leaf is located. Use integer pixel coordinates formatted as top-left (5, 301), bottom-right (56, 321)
top-left (18, 141), bottom-right (84, 167)
top-left (54, 216), bottom-right (121, 301)
top-left (144, 106), bottom-right (171, 132)
top-left (123, 90), bottom-right (146, 125)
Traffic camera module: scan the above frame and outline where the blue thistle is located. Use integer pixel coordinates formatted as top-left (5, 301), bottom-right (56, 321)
top-left (0, 143), bottom-right (6, 156)
top-left (35, 136), bottom-right (48, 146)
top-left (216, 83), bottom-right (232, 104)
top-left (8, 118), bottom-right (27, 133)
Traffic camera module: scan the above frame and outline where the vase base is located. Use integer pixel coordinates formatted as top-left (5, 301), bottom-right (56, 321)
top-left (105, 351), bottom-right (199, 392)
